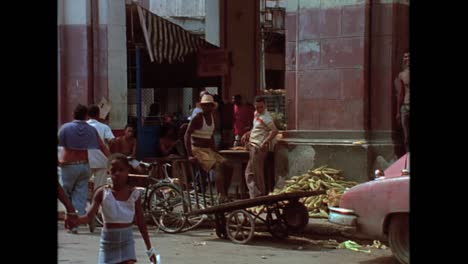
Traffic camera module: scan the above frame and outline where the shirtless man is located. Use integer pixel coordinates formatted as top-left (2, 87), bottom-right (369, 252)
top-left (185, 94), bottom-right (233, 203)
top-left (396, 52), bottom-right (410, 152)
top-left (58, 104), bottom-right (110, 233)
top-left (111, 125), bottom-right (137, 157)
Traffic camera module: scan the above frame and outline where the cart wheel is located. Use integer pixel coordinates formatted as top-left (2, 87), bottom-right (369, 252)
top-left (269, 219), bottom-right (289, 239)
top-left (267, 208), bottom-right (289, 239)
top-left (226, 210), bottom-right (255, 244)
top-left (282, 201), bottom-right (309, 233)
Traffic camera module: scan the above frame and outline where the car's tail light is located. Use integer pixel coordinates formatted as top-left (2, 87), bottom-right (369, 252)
top-left (374, 169), bottom-right (384, 180)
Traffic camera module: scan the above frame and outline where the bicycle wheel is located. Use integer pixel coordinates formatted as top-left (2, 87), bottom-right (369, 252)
top-left (181, 198), bottom-right (208, 232)
top-left (147, 183), bottom-right (186, 233)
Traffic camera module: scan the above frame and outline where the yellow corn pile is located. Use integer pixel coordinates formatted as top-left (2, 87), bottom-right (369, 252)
top-left (252, 165), bottom-right (359, 218)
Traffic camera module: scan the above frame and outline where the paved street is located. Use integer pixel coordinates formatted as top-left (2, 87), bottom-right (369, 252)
top-left (58, 222), bottom-right (398, 264)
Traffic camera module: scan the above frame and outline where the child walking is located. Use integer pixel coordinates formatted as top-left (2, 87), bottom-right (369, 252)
top-left (76, 153), bottom-right (158, 264)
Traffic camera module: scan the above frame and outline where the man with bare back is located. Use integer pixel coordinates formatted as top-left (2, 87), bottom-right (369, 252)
top-left (396, 52), bottom-right (410, 152)
top-left (111, 125), bottom-right (137, 157)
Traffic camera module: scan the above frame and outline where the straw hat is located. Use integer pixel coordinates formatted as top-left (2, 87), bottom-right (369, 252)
top-left (200, 94), bottom-right (218, 109)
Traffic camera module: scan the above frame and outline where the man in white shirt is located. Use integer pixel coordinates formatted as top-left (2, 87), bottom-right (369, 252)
top-left (241, 96), bottom-right (278, 198)
top-left (87, 104), bottom-right (115, 190)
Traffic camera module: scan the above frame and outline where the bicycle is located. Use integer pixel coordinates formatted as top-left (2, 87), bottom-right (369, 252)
top-left (132, 157), bottom-right (209, 233)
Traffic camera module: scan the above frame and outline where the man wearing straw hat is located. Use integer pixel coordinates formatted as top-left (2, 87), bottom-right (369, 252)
top-left (185, 93), bottom-right (233, 203)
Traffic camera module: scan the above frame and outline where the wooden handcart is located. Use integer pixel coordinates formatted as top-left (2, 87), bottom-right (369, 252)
top-left (187, 190), bottom-right (325, 244)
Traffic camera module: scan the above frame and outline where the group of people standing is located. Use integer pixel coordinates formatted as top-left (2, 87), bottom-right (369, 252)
top-left (57, 92), bottom-right (278, 263)
top-left (59, 105), bottom-right (139, 210)
top-left (58, 104), bottom-right (157, 263)
top-left (184, 92), bottom-right (278, 201)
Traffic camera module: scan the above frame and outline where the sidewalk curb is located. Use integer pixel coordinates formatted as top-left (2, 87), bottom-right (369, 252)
top-left (303, 218), bottom-right (355, 236)
top-left (302, 218), bottom-right (371, 241)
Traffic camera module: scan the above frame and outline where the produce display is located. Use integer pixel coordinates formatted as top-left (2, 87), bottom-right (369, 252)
top-left (253, 165), bottom-right (358, 218)
top-left (270, 112), bottom-right (287, 130)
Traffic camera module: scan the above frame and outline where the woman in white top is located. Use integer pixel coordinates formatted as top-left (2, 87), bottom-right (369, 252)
top-left (76, 153), bottom-right (158, 264)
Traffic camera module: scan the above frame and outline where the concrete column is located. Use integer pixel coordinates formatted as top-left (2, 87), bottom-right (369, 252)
top-left (106, 0), bottom-right (128, 129)
top-left (58, 0), bottom-right (128, 129)
top-left (58, 0), bottom-right (92, 124)
top-left (285, 0), bottom-right (298, 129)
top-left (223, 0), bottom-right (259, 103)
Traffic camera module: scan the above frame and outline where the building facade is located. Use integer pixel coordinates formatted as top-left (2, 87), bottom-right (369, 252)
top-left (58, 0), bottom-right (409, 181)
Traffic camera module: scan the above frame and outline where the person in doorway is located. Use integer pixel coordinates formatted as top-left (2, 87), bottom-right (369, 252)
top-left (111, 125), bottom-right (137, 157)
top-left (87, 105), bottom-right (115, 190)
top-left (58, 104), bottom-right (110, 233)
top-left (145, 103), bottom-right (161, 123)
top-left (395, 52), bottom-right (410, 152)
top-left (184, 94), bottom-right (233, 203)
top-left (159, 124), bottom-right (186, 158)
top-left (74, 154), bottom-right (158, 264)
top-left (241, 96), bottom-right (278, 198)
top-left (233, 94), bottom-right (254, 147)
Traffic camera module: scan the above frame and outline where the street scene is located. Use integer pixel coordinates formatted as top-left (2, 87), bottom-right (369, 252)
top-left (58, 0), bottom-right (409, 263)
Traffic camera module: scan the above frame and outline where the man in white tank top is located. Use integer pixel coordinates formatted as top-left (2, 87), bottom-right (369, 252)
top-left (184, 94), bottom-right (233, 203)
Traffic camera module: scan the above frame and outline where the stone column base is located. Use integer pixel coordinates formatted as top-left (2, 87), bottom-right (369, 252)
top-left (274, 130), bottom-right (402, 185)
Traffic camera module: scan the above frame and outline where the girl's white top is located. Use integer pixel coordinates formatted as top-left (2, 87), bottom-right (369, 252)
top-left (101, 186), bottom-right (141, 223)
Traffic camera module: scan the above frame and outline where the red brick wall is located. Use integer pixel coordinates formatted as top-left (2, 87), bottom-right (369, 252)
top-left (58, 25), bottom-right (93, 124)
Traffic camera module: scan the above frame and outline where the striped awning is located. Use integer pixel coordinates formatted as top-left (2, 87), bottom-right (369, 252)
top-left (135, 4), bottom-right (216, 64)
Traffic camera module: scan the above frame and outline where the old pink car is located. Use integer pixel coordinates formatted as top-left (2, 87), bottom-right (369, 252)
top-left (329, 153), bottom-right (409, 264)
